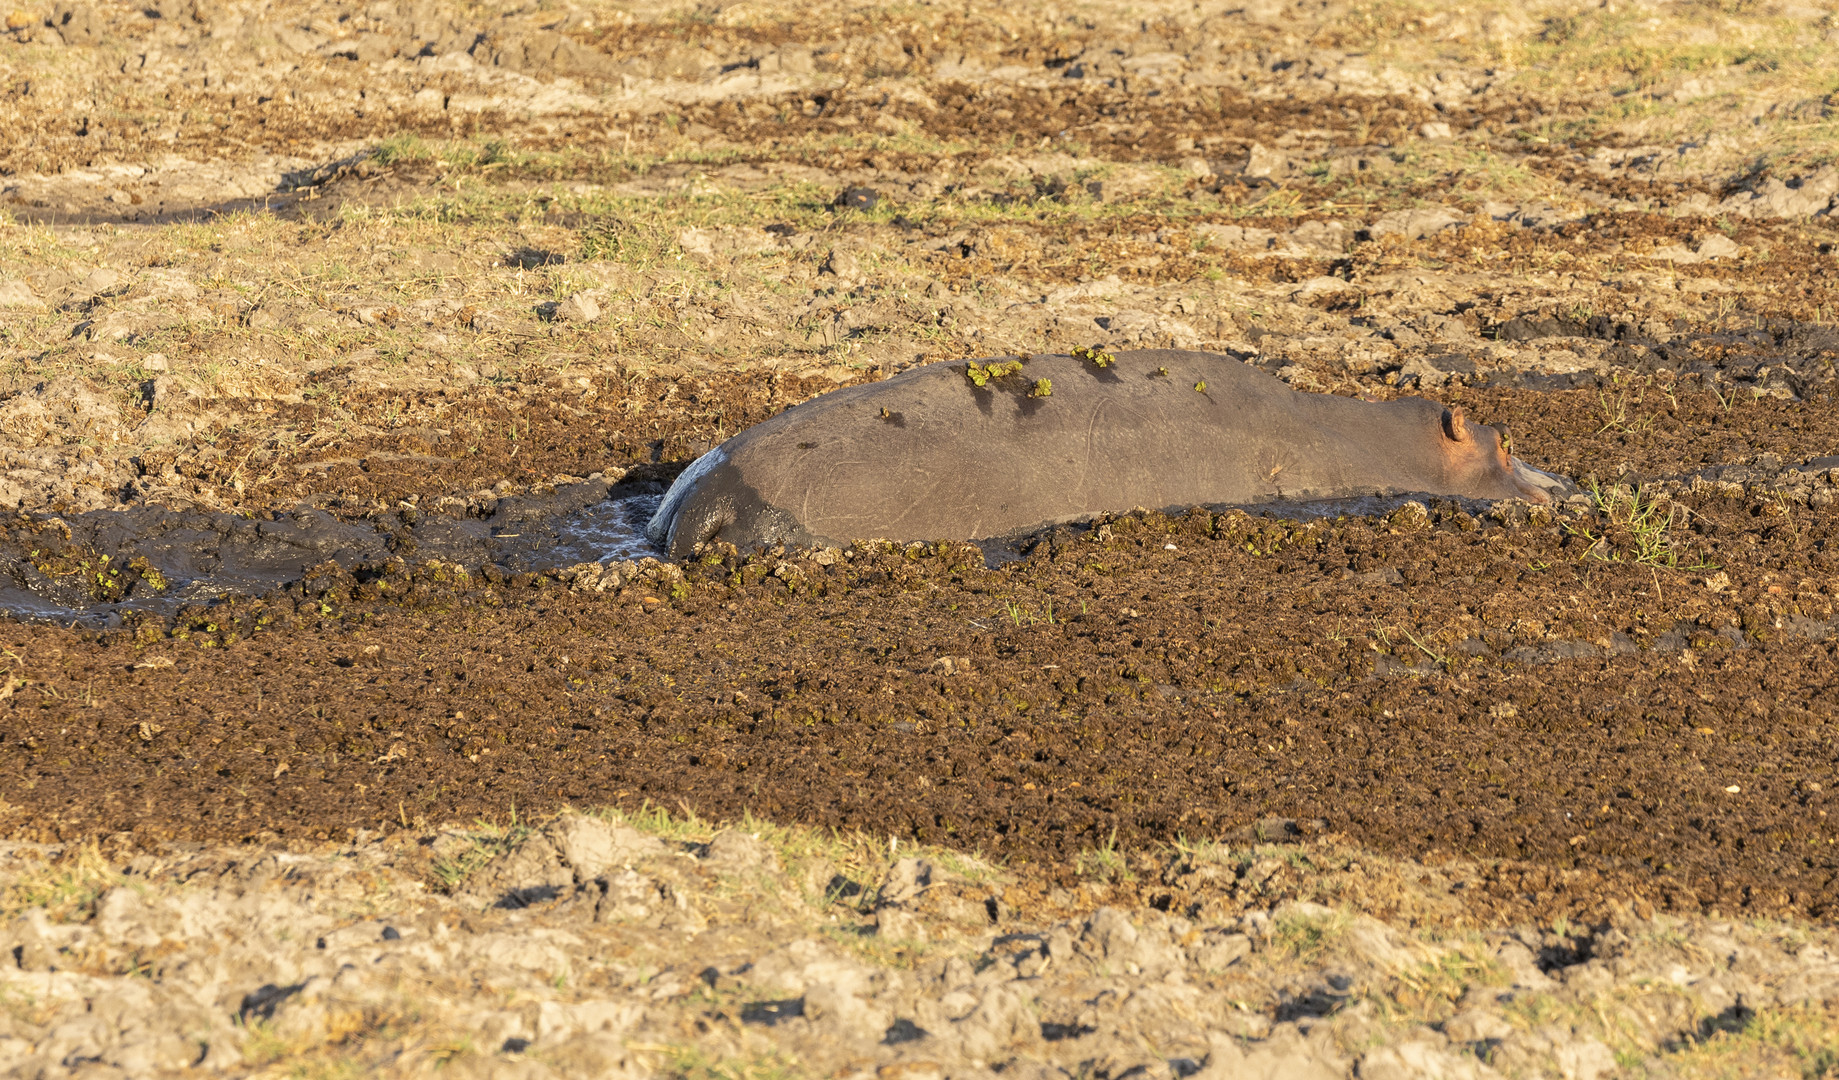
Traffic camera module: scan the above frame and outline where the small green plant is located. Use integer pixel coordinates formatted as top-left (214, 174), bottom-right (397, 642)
top-left (579, 219), bottom-right (639, 262)
top-left (1029, 377), bottom-right (1052, 398)
top-left (965, 360), bottom-right (1024, 387)
top-left (427, 1033), bottom-right (478, 1068)
top-left (1392, 944), bottom-right (1510, 1006)
top-left (999, 598), bottom-right (1056, 626)
top-left (1569, 482), bottom-right (1717, 570)
top-left (1595, 374), bottom-right (1656, 434)
top-left (1076, 825), bottom-right (1132, 881)
top-left (656, 1045), bottom-right (804, 1080)
top-left (1194, 379), bottom-right (1208, 392)
top-left (1768, 490), bottom-right (1804, 546)
top-left (1072, 344), bottom-right (1114, 367)
top-left (1657, 1003), bottom-right (1839, 1078)
top-left (473, 138), bottom-right (516, 168)
top-left (1502, 990), bottom-right (1573, 1030)
top-left (128, 556), bottom-right (167, 593)
top-left (428, 820), bottom-right (533, 892)
top-left (372, 133), bottom-right (437, 166)
top-left (1271, 906), bottom-right (1349, 961)
top-left (235, 1017), bottom-right (296, 1066)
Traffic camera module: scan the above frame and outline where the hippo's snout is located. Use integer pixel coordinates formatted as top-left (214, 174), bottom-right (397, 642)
top-left (1510, 458), bottom-right (1578, 504)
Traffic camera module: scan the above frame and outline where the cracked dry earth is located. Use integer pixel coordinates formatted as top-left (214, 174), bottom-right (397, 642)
top-left (3, 0), bottom-right (1839, 1075)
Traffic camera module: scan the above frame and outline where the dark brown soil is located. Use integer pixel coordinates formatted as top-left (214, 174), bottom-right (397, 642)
top-left (2, 369), bottom-right (1836, 929)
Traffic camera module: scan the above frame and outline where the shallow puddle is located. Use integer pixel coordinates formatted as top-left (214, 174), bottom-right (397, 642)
top-left (540, 493), bottom-right (664, 567)
top-left (0, 486), bottom-right (666, 625)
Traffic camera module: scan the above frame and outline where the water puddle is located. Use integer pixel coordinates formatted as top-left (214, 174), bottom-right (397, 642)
top-left (0, 480), bottom-right (667, 626)
top-left (540, 494), bottom-right (663, 567)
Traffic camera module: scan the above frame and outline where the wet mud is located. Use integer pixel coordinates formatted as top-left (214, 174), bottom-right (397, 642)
top-left (1, 419), bottom-right (1835, 926)
top-left (0, 350), bottom-right (1835, 931)
top-left (0, 483), bottom-right (663, 624)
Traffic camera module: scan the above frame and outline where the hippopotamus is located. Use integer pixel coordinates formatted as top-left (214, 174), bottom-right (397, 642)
top-left (647, 348), bottom-right (1571, 559)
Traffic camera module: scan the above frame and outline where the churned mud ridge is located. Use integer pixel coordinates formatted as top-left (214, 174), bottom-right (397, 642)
top-left (5, 812), bottom-right (1839, 1079)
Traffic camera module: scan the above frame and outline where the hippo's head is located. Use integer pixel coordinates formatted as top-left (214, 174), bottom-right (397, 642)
top-left (1437, 406), bottom-right (1575, 504)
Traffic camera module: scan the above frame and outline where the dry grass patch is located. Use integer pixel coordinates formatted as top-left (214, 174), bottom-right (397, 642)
top-left (0, 842), bottom-right (126, 922)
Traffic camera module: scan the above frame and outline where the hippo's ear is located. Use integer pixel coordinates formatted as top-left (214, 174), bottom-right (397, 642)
top-left (1440, 406), bottom-right (1472, 443)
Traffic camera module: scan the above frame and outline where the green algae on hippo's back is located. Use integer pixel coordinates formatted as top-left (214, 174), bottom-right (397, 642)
top-left (645, 349), bottom-right (1573, 560)
top-left (964, 359), bottom-right (1026, 387)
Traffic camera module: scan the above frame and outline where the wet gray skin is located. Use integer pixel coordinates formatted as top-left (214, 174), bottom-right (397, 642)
top-left (649, 348), bottom-right (1576, 559)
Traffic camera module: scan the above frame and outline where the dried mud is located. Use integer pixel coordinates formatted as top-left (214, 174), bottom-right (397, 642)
top-left (10, 815), bottom-right (1839, 1080)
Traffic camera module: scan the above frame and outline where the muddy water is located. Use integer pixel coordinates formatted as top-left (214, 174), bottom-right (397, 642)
top-left (0, 483), bottom-right (665, 625)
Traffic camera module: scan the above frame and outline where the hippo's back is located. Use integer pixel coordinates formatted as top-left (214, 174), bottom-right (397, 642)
top-left (652, 350), bottom-right (1349, 554)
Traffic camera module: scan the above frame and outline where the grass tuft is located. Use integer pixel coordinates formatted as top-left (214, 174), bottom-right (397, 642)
top-left (1076, 825), bottom-right (1132, 882)
top-left (1571, 482), bottom-right (1718, 571)
top-left (0, 842), bottom-right (125, 921)
top-left (650, 1044), bottom-right (804, 1080)
top-left (429, 819), bottom-right (533, 893)
top-left (1271, 905), bottom-right (1350, 962)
